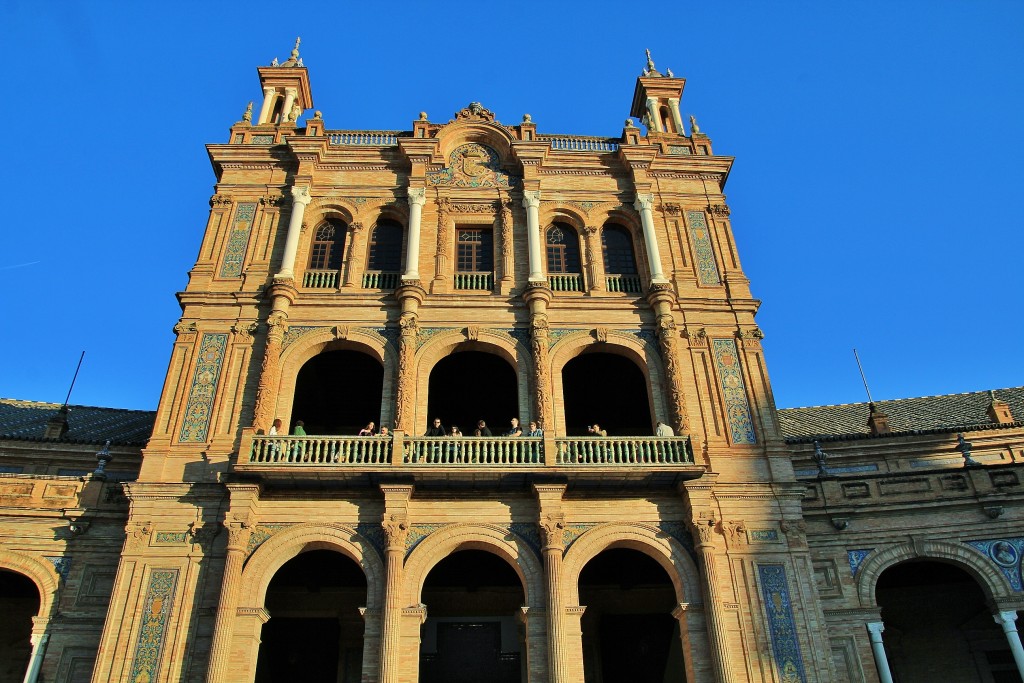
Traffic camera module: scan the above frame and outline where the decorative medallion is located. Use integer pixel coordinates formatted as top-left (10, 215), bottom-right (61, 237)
top-left (179, 333), bottom-right (228, 443)
top-left (427, 143), bottom-right (518, 189)
top-left (219, 203), bottom-right (257, 278)
top-left (966, 538), bottom-right (1024, 590)
top-left (758, 564), bottom-right (808, 683)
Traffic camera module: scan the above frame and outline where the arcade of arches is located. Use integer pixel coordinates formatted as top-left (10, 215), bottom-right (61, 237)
top-left (0, 569), bottom-right (38, 683)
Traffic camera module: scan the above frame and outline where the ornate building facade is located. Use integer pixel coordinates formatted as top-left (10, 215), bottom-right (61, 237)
top-left (2, 42), bottom-right (1024, 683)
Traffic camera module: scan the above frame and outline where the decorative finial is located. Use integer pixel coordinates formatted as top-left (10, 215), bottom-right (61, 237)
top-left (242, 101), bottom-right (253, 123)
top-left (689, 115), bottom-right (701, 134)
top-left (625, 118), bottom-right (637, 128)
top-left (666, 67), bottom-right (674, 77)
top-left (990, 389), bottom-right (998, 401)
top-left (291, 37), bottom-right (301, 61)
top-left (313, 110), bottom-right (322, 120)
top-left (288, 100), bottom-right (301, 123)
top-left (522, 113), bottom-right (532, 124)
top-left (271, 57), bottom-right (279, 67)
top-left (812, 440), bottom-right (829, 478)
top-left (956, 433), bottom-right (980, 467)
top-left (644, 49), bottom-right (660, 77)
top-left (419, 111), bottom-right (428, 121)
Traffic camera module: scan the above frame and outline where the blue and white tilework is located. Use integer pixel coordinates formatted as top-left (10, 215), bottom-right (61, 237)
top-left (128, 569), bottom-right (178, 683)
top-left (712, 339), bottom-right (757, 444)
top-left (758, 564), bottom-right (808, 683)
top-left (966, 538), bottom-right (1024, 591)
top-left (686, 210), bottom-right (721, 286)
top-left (847, 549), bottom-right (874, 578)
top-left (219, 203), bottom-right (257, 278)
top-left (179, 333), bottom-right (228, 442)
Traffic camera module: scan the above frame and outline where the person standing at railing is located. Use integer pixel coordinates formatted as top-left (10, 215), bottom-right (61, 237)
top-left (425, 418), bottom-right (446, 437)
top-left (358, 421), bottom-right (376, 436)
top-left (291, 420), bottom-right (307, 462)
top-left (526, 421), bottom-right (543, 437)
top-left (505, 417), bottom-right (523, 437)
top-left (449, 425), bottom-right (463, 462)
top-left (655, 422), bottom-right (674, 437)
top-left (587, 423), bottom-right (608, 463)
top-left (268, 418), bottom-right (283, 461)
top-left (474, 420), bottom-right (492, 436)
top-left (379, 426), bottom-right (390, 437)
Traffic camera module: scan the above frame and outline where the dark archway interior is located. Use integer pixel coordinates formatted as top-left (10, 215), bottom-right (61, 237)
top-left (0, 570), bottom-right (39, 683)
top-left (292, 350), bottom-right (384, 435)
top-left (578, 548), bottom-right (684, 683)
top-left (420, 550), bottom-right (525, 683)
top-left (877, 561), bottom-right (1020, 683)
top-left (426, 350), bottom-right (518, 436)
top-left (255, 549), bottom-right (368, 683)
top-left (562, 352), bottom-right (653, 436)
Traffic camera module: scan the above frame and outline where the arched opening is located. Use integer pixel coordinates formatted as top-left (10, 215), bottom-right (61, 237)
top-left (309, 220), bottom-right (347, 271)
top-left (367, 219), bottom-right (404, 273)
top-left (0, 569), bottom-right (40, 683)
top-left (601, 224), bottom-right (638, 275)
top-left (562, 351), bottom-right (653, 435)
top-left (660, 106), bottom-right (676, 133)
top-left (426, 349), bottom-right (517, 436)
top-left (269, 95), bottom-right (284, 125)
top-left (255, 549), bottom-right (367, 683)
top-left (292, 350), bottom-right (384, 435)
top-left (546, 223), bottom-right (583, 292)
top-left (877, 560), bottom-right (1019, 682)
top-left (578, 548), bottom-right (685, 682)
top-left (419, 549), bottom-right (525, 683)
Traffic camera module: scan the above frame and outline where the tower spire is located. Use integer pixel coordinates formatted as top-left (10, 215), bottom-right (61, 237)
top-left (644, 49), bottom-right (661, 77)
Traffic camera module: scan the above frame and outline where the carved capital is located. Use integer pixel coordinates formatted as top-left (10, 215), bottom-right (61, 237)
top-left (661, 203), bottom-right (681, 216)
top-left (539, 512), bottom-right (566, 550)
top-left (383, 513), bottom-right (409, 549)
top-left (174, 320), bottom-right (198, 336)
top-left (125, 521), bottom-right (153, 551)
top-left (188, 522), bottom-right (220, 549)
top-left (633, 193), bottom-right (654, 213)
top-left (231, 321), bottom-right (259, 341)
top-left (399, 311), bottom-right (419, 336)
top-left (209, 194), bottom-right (233, 207)
top-left (407, 187), bottom-right (427, 207)
top-left (683, 326), bottom-right (708, 347)
top-left (290, 185), bottom-right (312, 207)
top-left (522, 190), bottom-right (541, 209)
top-left (719, 520), bottom-right (746, 546)
top-left (583, 225), bottom-right (599, 236)
top-left (780, 519), bottom-right (807, 547)
top-left (710, 204), bottom-right (731, 217)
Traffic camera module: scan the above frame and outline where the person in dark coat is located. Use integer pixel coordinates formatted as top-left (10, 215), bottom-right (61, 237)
top-left (425, 418), bottom-right (446, 437)
top-left (475, 420), bottom-right (492, 436)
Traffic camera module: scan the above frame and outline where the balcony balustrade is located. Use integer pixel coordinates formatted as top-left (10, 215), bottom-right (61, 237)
top-left (328, 131), bottom-right (401, 146)
top-left (362, 270), bottom-right (400, 289)
top-left (454, 271), bottom-right (494, 291)
top-left (242, 434), bottom-right (693, 471)
top-left (547, 273), bottom-right (583, 292)
top-left (303, 269), bottom-right (339, 289)
top-left (605, 274), bottom-right (643, 293)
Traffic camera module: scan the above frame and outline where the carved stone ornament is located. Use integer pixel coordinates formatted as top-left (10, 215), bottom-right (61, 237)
top-left (333, 324), bottom-right (350, 340)
top-left (125, 521), bottom-right (153, 551)
top-left (174, 320), bottom-right (198, 336)
top-left (737, 327), bottom-right (764, 340)
top-left (452, 102), bottom-right (496, 123)
top-left (661, 203), bottom-right (682, 216)
top-left (719, 520), bottom-right (746, 545)
top-left (451, 202), bottom-right (499, 214)
top-left (688, 519), bottom-right (716, 546)
top-left (780, 519), bottom-right (807, 547)
top-left (209, 194), bottom-right (233, 207)
top-left (383, 513), bottom-right (409, 548)
top-left (188, 522), bottom-right (220, 548)
top-left (466, 326), bottom-right (480, 341)
top-left (259, 195), bottom-right (285, 207)
top-left (594, 327), bottom-right (609, 343)
top-left (266, 312), bottom-right (288, 333)
top-left (539, 513), bottom-right (567, 550)
top-left (231, 321), bottom-right (259, 341)
top-left (683, 326), bottom-right (708, 346)
top-left (710, 204), bottom-right (731, 217)
top-left (349, 221), bottom-right (364, 234)
top-left (399, 312), bottom-right (419, 335)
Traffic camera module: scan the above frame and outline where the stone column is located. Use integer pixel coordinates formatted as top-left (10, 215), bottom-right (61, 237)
top-left (342, 222), bottom-right (365, 288)
top-left (275, 185), bottom-right (312, 280)
top-left (667, 97), bottom-right (685, 135)
top-left (582, 226), bottom-right (604, 292)
top-left (648, 287), bottom-right (691, 435)
top-left (671, 604), bottom-right (699, 683)
top-left (523, 284), bottom-right (553, 430)
top-left (687, 518), bottom-right (734, 683)
top-left (646, 97), bottom-right (663, 133)
top-left (253, 312), bottom-right (288, 432)
top-left (536, 484), bottom-right (568, 683)
top-left (433, 198), bottom-right (452, 285)
top-left (393, 283), bottom-right (425, 433)
top-left (866, 621), bottom-right (894, 683)
top-left (523, 190), bottom-right (544, 282)
top-left (280, 87), bottom-right (297, 125)
top-left (20, 627), bottom-right (48, 683)
top-left (205, 519), bottom-right (254, 683)
top-left (403, 187), bottom-right (426, 281)
top-left (380, 514), bottom-right (409, 683)
top-left (500, 198), bottom-right (515, 289)
top-left (634, 193), bottom-right (668, 283)
top-left (257, 86), bottom-right (276, 125)
top-left (994, 611), bottom-right (1024, 680)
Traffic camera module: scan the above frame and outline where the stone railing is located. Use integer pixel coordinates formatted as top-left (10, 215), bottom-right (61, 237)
top-left (542, 135), bottom-right (620, 153)
top-left (303, 269), bottom-right (338, 289)
top-left (243, 433), bottom-right (694, 470)
top-left (605, 274), bottom-right (643, 293)
top-left (454, 271), bottom-right (494, 291)
top-left (247, 436), bottom-right (392, 465)
top-left (548, 273), bottom-right (583, 292)
top-left (328, 131), bottom-right (401, 146)
top-left (554, 437), bottom-right (691, 465)
top-left (403, 437), bottom-right (542, 465)
top-left (362, 270), bottom-right (400, 289)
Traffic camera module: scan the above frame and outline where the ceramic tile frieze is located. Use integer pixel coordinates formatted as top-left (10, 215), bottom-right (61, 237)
top-left (846, 549), bottom-right (874, 577)
top-left (758, 564), bottom-right (808, 683)
top-left (966, 538), bottom-right (1024, 591)
top-left (712, 339), bottom-right (756, 444)
top-left (686, 210), bottom-right (721, 286)
top-left (128, 569), bottom-right (179, 683)
top-left (219, 203), bottom-right (257, 278)
top-left (178, 333), bottom-right (228, 442)
top-left (427, 143), bottom-right (518, 188)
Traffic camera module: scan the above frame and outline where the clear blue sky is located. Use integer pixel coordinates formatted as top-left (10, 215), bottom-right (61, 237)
top-left (2, 1), bottom-right (1022, 411)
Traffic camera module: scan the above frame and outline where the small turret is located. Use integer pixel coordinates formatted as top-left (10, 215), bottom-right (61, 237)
top-left (254, 38), bottom-right (315, 126)
top-left (630, 50), bottom-right (687, 136)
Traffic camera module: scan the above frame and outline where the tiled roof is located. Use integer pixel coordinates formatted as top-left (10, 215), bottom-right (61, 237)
top-left (0, 398), bottom-right (156, 446)
top-left (778, 387), bottom-right (1024, 443)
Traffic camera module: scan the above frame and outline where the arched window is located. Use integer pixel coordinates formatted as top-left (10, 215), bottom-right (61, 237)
top-left (601, 224), bottom-right (638, 275)
top-left (366, 219), bottom-right (403, 272)
top-left (546, 223), bottom-right (581, 273)
top-left (307, 220), bottom-right (346, 271)
top-left (660, 106), bottom-right (675, 133)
